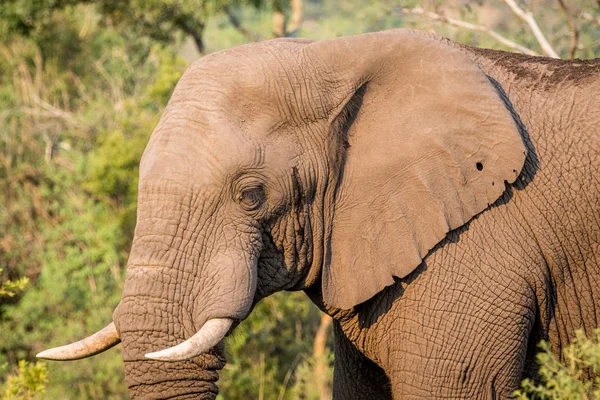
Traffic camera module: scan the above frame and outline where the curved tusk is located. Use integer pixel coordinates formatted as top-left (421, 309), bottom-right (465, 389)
top-left (36, 322), bottom-right (120, 361)
top-left (145, 318), bottom-right (233, 362)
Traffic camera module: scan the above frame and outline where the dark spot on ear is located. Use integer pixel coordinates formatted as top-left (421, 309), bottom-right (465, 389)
top-left (492, 182), bottom-right (495, 186)
top-left (476, 162), bottom-right (484, 171)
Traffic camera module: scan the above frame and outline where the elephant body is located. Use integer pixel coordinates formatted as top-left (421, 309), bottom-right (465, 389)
top-left (38, 30), bottom-right (600, 399)
top-left (320, 44), bottom-right (600, 399)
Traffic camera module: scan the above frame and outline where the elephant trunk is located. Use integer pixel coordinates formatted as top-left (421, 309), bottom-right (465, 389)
top-left (111, 185), bottom-right (260, 398)
top-left (113, 264), bottom-right (228, 399)
top-left (113, 285), bottom-right (227, 399)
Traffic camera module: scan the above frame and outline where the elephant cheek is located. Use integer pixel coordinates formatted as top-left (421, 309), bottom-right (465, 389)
top-left (193, 250), bottom-right (259, 323)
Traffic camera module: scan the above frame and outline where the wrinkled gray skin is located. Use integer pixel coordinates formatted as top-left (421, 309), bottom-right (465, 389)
top-left (105, 29), bottom-right (600, 399)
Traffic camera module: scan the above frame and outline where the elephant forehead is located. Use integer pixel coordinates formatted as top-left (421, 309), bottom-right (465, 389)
top-left (170, 70), bottom-right (294, 124)
top-left (142, 103), bottom-right (302, 189)
top-left (173, 44), bottom-right (325, 123)
top-left (140, 127), bottom-right (263, 185)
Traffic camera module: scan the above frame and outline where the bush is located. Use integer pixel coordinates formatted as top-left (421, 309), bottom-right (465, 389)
top-left (516, 329), bottom-right (600, 400)
top-left (2, 360), bottom-right (48, 400)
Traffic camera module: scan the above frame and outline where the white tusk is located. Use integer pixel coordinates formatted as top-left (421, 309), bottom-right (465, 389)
top-left (145, 318), bottom-right (233, 362)
top-left (36, 322), bottom-right (120, 361)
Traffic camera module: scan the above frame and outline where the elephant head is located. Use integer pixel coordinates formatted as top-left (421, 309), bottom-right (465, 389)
top-left (38, 29), bottom-right (525, 398)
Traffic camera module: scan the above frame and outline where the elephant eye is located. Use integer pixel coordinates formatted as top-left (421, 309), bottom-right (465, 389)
top-left (237, 185), bottom-right (266, 211)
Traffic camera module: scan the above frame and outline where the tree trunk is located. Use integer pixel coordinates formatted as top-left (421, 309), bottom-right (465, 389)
top-left (313, 313), bottom-right (333, 400)
top-left (272, 9), bottom-right (287, 37)
top-left (272, 0), bottom-right (303, 38)
top-left (287, 0), bottom-right (303, 36)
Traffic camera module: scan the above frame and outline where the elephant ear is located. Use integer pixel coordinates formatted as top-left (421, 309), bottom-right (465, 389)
top-left (305, 30), bottom-right (527, 309)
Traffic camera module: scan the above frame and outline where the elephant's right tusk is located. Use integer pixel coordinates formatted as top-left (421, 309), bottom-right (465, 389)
top-left (36, 322), bottom-right (120, 361)
top-left (145, 318), bottom-right (233, 362)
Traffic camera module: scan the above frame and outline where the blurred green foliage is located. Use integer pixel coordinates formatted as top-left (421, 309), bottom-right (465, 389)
top-left (0, 0), bottom-right (266, 52)
top-left (0, 0), bottom-right (598, 398)
top-left (2, 360), bottom-right (48, 400)
top-left (515, 329), bottom-right (600, 400)
top-left (0, 3), bottom-right (187, 397)
top-left (0, 269), bottom-right (28, 297)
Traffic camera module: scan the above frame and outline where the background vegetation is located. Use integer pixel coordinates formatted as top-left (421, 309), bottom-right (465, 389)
top-left (0, 0), bottom-right (598, 398)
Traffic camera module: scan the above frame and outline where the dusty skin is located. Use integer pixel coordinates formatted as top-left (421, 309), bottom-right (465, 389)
top-left (38, 29), bottom-right (600, 399)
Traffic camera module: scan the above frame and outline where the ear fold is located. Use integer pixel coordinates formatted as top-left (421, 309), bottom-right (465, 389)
top-left (307, 31), bottom-right (527, 309)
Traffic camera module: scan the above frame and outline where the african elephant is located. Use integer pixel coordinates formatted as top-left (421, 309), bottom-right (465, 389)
top-left (38, 29), bottom-right (600, 399)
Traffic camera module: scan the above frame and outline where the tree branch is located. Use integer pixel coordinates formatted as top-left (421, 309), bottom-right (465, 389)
top-left (272, 10), bottom-right (286, 37)
top-left (557, 0), bottom-right (579, 59)
top-left (275, 353), bottom-right (302, 400)
top-left (501, 0), bottom-right (560, 58)
top-left (186, 28), bottom-right (205, 54)
top-left (580, 12), bottom-right (600, 28)
top-left (287, 0), bottom-right (304, 37)
top-left (398, 7), bottom-right (540, 56)
top-left (223, 6), bottom-right (262, 42)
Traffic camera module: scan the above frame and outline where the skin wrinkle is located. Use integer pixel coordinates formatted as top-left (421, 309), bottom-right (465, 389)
top-left (257, 177), bottom-right (310, 295)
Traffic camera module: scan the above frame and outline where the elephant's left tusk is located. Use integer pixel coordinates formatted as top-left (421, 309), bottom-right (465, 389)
top-left (145, 318), bottom-right (233, 362)
top-left (36, 322), bottom-right (120, 361)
